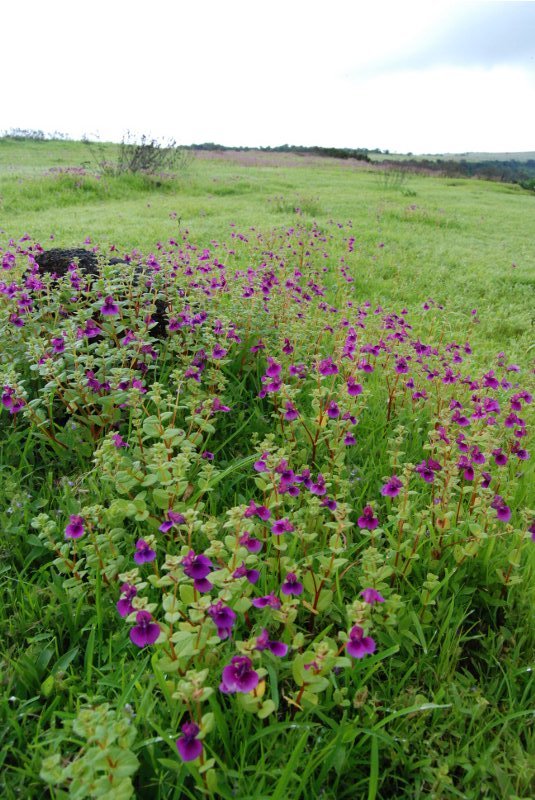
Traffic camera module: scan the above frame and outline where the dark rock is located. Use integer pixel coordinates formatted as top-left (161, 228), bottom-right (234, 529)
top-left (34, 248), bottom-right (126, 278)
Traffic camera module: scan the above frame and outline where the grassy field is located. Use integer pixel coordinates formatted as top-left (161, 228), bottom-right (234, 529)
top-left (1, 139), bottom-right (533, 359)
top-left (0, 140), bottom-right (534, 799)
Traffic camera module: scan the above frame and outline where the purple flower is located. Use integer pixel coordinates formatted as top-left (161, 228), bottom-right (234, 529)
top-left (134, 539), bottom-right (156, 564)
top-left (284, 401), bottom-right (299, 421)
top-left (65, 514), bottom-right (85, 539)
top-left (380, 476), bottom-right (403, 497)
top-left (1, 388), bottom-right (15, 410)
top-left (251, 593), bottom-right (281, 609)
top-left (481, 471), bottom-right (492, 489)
top-left (318, 357), bottom-right (339, 376)
top-left (51, 336), bottom-right (65, 354)
top-left (360, 588), bottom-right (386, 605)
top-left (112, 433), bottom-right (128, 448)
top-left (309, 473), bottom-right (326, 496)
top-left (254, 453), bottom-right (269, 472)
top-left (529, 521), bottom-right (535, 542)
top-left (117, 583), bottom-right (137, 617)
top-left (212, 397), bottom-right (231, 412)
top-left (322, 496), bottom-right (337, 511)
top-left (470, 447), bottom-right (486, 465)
top-left (327, 401), bottom-right (340, 419)
top-left (281, 573), bottom-right (303, 596)
top-left (415, 460), bottom-right (440, 483)
top-left (176, 721), bottom-right (203, 762)
top-left (265, 357), bottom-right (282, 378)
top-left (346, 625), bottom-right (376, 659)
top-left (491, 495), bottom-right (511, 523)
top-left (159, 511), bottom-right (186, 532)
top-left (357, 505), bottom-right (379, 530)
top-left (212, 344), bottom-right (228, 359)
top-left (207, 600), bottom-right (236, 639)
top-left (130, 610), bottom-right (160, 647)
top-left (492, 448), bottom-right (508, 466)
top-left (255, 628), bottom-right (288, 657)
top-left (346, 377), bottom-right (363, 396)
top-left (121, 329), bottom-right (136, 345)
top-left (244, 501), bottom-right (271, 521)
top-left (457, 456), bottom-right (474, 481)
top-left (182, 550), bottom-right (213, 592)
top-left (220, 656), bottom-right (259, 693)
top-left (282, 338), bottom-right (294, 354)
top-left (271, 518), bottom-right (295, 536)
top-left (81, 319), bottom-right (101, 339)
top-left (240, 532), bottom-right (263, 553)
top-left (101, 295), bottom-right (120, 315)
top-left (233, 562), bottom-right (260, 584)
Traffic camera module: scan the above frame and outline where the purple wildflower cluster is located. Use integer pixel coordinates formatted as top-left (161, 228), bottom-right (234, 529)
top-left (5, 220), bottom-right (533, 770)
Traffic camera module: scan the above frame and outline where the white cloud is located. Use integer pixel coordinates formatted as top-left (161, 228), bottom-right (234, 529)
top-left (3, 0), bottom-right (534, 152)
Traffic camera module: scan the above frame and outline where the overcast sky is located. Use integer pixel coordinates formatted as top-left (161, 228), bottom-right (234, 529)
top-left (2, 0), bottom-right (534, 153)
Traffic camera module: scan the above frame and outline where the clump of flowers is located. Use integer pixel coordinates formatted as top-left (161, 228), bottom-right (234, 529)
top-left (2, 221), bottom-right (530, 795)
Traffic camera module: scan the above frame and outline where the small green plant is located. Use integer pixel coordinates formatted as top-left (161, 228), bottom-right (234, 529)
top-left (377, 167), bottom-right (412, 193)
top-left (268, 193), bottom-right (322, 215)
top-left (40, 703), bottom-right (140, 799)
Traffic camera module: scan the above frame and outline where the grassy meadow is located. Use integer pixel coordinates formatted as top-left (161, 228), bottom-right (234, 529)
top-left (0, 139), bottom-right (534, 799)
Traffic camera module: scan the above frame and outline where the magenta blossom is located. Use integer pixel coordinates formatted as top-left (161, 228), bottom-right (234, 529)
top-left (240, 532), bottom-right (263, 553)
top-left (101, 295), bottom-right (120, 315)
top-left (220, 656), bottom-right (259, 693)
top-left (51, 336), bottom-right (65, 354)
top-left (491, 495), bottom-right (511, 523)
top-left (281, 573), bottom-right (303, 596)
top-left (360, 588), bottom-right (386, 605)
top-left (211, 344), bottom-right (228, 359)
top-left (117, 583), bottom-right (137, 617)
top-left (232, 562), bottom-right (260, 584)
top-left (134, 539), bottom-right (156, 564)
top-left (327, 401), bottom-right (340, 419)
top-left (130, 611), bottom-right (160, 647)
top-left (380, 476), bottom-right (403, 497)
top-left (244, 501), bottom-right (271, 521)
top-left (284, 401), bottom-right (299, 421)
top-left (415, 460), bottom-right (441, 483)
top-left (65, 514), bottom-right (85, 539)
top-left (182, 550), bottom-right (213, 592)
top-left (254, 452), bottom-right (269, 472)
top-left (357, 505), bottom-right (379, 530)
top-left (318, 357), bottom-right (339, 376)
top-left (112, 433), bottom-right (128, 448)
top-left (492, 448), bottom-right (508, 466)
top-left (255, 628), bottom-right (288, 657)
top-left (271, 518), bottom-right (295, 535)
top-left (212, 397), bottom-right (231, 412)
top-left (176, 721), bottom-right (203, 762)
top-left (207, 601), bottom-right (236, 639)
top-left (346, 625), bottom-right (376, 659)
top-left (251, 593), bottom-right (281, 610)
top-left (481, 471), bottom-right (492, 488)
top-left (159, 511), bottom-right (186, 532)
top-left (347, 377), bottom-right (363, 396)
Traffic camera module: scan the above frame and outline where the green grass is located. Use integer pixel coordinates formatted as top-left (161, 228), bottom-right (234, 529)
top-left (1, 139), bottom-right (533, 359)
top-left (0, 139), bottom-right (534, 799)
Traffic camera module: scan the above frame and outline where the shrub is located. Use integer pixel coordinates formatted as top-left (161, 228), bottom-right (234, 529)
top-left (83, 131), bottom-right (192, 177)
